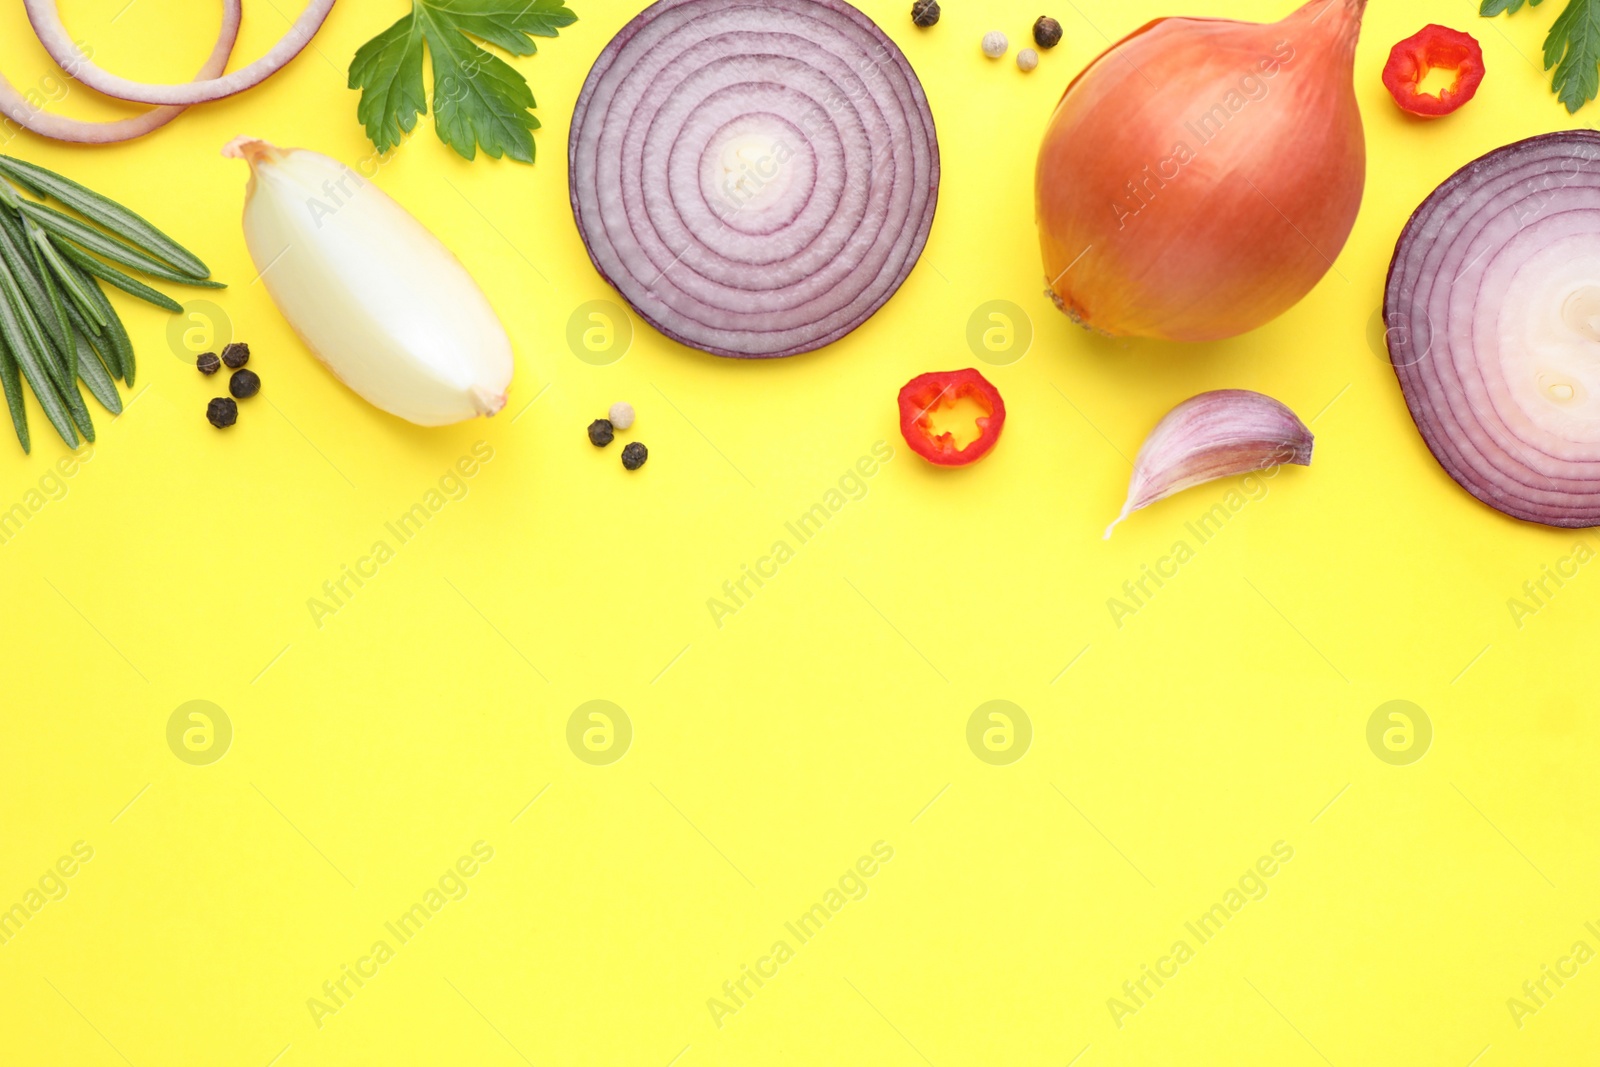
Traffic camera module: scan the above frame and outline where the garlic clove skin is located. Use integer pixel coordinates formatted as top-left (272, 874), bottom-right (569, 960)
top-left (225, 137), bottom-right (514, 427)
top-left (1106, 389), bottom-right (1313, 538)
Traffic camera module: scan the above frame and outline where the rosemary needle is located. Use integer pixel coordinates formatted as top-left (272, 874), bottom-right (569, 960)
top-left (0, 154), bottom-right (212, 278)
top-left (0, 155), bottom-right (217, 450)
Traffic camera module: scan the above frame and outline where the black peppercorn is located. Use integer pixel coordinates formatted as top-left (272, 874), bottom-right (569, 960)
top-left (911, 0), bottom-right (939, 28)
top-left (621, 442), bottom-right (648, 470)
top-left (207, 397), bottom-right (238, 429)
top-left (221, 342), bottom-right (250, 369)
top-left (197, 352), bottom-right (221, 376)
top-left (588, 418), bottom-right (615, 447)
top-left (230, 368), bottom-right (261, 400)
top-left (1033, 16), bottom-right (1063, 49)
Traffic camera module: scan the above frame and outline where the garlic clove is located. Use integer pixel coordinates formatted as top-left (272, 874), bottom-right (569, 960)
top-left (1105, 389), bottom-right (1313, 538)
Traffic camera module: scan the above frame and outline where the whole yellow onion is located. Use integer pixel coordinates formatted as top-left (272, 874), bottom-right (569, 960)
top-left (1036, 0), bottom-right (1367, 342)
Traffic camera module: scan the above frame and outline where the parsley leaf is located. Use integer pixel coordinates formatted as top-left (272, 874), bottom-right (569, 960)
top-left (1482, 0), bottom-right (1600, 112)
top-left (1480, 0), bottom-right (1543, 16)
top-left (1547, 0), bottom-right (1600, 110)
top-left (349, 0), bottom-right (578, 163)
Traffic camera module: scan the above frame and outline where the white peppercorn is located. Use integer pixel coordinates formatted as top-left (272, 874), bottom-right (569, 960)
top-left (608, 401), bottom-right (635, 430)
top-left (982, 31), bottom-right (1008, 59)
top-left (1017, 47), bottom-right (1039, 72)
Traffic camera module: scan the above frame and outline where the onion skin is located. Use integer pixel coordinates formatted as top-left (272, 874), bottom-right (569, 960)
top-left (1385, 131), bottom-right (1600, 528)
top-left (226, 138), bottom-right (513, 427)
top-left (1037, 0), bottom-right (1367, 342)
top-left (0, 3), bottom-right (241, 144)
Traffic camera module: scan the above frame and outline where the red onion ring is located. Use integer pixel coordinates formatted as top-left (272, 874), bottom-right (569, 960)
top-left (568, 0), bottom-right (940, 359)
top-left (24, 0), bottom-right (335, 106)
top-left (0, 2), bottom-right (240, 144)
top-left (1386, 131), bottom-right (1600, 528)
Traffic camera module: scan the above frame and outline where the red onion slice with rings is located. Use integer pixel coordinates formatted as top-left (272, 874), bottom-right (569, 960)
top-left (568, 0), bottom-right (940, 359)
top-left (1386, 131), bottom-right (1600, 527)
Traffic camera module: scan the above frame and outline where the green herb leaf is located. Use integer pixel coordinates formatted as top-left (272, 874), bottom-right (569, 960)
top-left (424, 16), bottom-right (540, 163)
top-left (65, 302), bottom-right (119, 386)
top-left (0, 154), bottom-right (213, 278)
top-left (18, 200), bottom-right (225, 290)
top-left (349, 0), bottom-right (578, 163)
top-left (62, 373), bottom-right (94, 443)
top-left (56, 241), bottom-right (186, 314)
top-left (0, 258), bottom-right (76, 448)
top-left (71, 328), bottom-right (120, 417)
top-left (30, 232), bottom-right (74, 378)
top-left (350, 14), bottom-right (427, 155)
top-left (0, 331), bottom-right (31, 453)
top-left (0, 155), bottom-right (206, 448)
top-left (1546, 0), bottom-right (1600, 111)
top-left (0, 230), bottom-right (71, 396)
top-left (1481, 0), bottom-right (1544, 16)
top-left (33, 227), bottom-right (109, 330)
top-left (1486, 0), bottom-right (1600, 111)
top-left (0, 209), bottom-right (70, 359)
top-left (76, 274), bottom-right (135, 387)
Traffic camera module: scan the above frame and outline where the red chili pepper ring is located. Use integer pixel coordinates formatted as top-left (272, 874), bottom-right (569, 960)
top-left (897, 367), bottom-right (1007, 466)
top-left (1382, 24), bottom-right (1485, 118)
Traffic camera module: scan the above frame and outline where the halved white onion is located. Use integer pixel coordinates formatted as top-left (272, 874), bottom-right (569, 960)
top-left (226, 138), bottom-right (514, 427)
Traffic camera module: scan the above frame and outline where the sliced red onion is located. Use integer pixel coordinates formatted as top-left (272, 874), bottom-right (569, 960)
top-left (0, 2), bottom-right (240, 144)
top-left (1386, 131), bottom-right (1600, 528)
top-left (568, 0), bottom-right (940, 359)
top-left (24, 0), bottom-right (334, 106)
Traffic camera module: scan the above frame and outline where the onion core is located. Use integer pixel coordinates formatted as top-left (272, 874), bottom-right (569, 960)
top-left (1385, 131), bottom-right (1600, 527)
top-left (568, 0), bottom-right (940, 359)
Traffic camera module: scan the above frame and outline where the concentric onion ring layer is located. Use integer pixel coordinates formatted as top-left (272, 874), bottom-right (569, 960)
top-left (1385, 131), bottom-right (1600, 527)
top-left (569, 0), bottom-right (939, 359)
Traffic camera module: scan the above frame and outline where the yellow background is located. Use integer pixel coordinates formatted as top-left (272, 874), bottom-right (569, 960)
top-left (2, 0), bottom-right (1597, 1063)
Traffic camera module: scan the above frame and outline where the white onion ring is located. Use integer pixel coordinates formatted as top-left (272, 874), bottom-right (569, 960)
top-left (568, 0), bottom-right (939, 359)
top-left (24, 0), bottom-right (335, 106)
top-left (0, 2), bottom-right (241, 144)
top-left (1386, 131), bottom-right (1600, 528)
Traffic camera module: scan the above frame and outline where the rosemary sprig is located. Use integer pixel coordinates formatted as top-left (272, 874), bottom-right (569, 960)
top-left (0, 154), bottom-right (212, 277)
top-left (18, 201), bottom-right (223, 290)
top-left (0, 154), bottom-right (223, 453)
